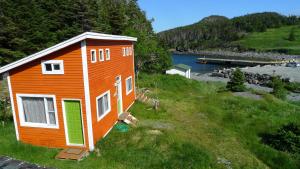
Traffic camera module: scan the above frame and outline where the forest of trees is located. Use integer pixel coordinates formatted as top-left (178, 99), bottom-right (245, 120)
top-left (158, 12), bottom-right (300, 51)
top-left (0, 0), bottom-right (171, 73)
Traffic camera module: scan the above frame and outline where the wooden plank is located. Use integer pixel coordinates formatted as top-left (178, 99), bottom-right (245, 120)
top-left (55, 148), bottom-right (88, 161)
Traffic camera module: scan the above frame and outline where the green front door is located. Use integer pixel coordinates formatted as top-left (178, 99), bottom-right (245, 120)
top-left (64, 100), bottom-right (84, 145)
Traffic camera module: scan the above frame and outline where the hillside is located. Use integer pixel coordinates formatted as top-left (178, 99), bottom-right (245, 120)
top-left (158, 12), bottom-right (300, 53)
top-left (233, 25), bottom-right (300, 55)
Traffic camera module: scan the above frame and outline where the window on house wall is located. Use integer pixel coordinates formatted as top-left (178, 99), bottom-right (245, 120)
top-left (96, 91), bottom-right (111, 121)
top-left (17, 94), bottom-right (58, 128)
top-left (126, 76), bottom-right (133, 95)
top-left (122, 47), bottom-right (126, 56)
top-left (126, 47), bottom-right (129, 56)
top-left (99, 49), bottom-right (104, 61)
top-left (105, 49), bottom-right (110, 60)
top-left (41, 60), bottom-right (64, 74)
top-left (131, 47), bottom-right (134, 55)
top-left (91, 49), bottom-right (97, 63)
top-left (129, 47), bottom-right (132, 56)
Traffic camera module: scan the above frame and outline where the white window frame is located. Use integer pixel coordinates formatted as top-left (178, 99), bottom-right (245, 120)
top-left (122, 47), bottom-right (126, 56)
top-left (105, 48), bottom-right (110, 60)
top-left (16, 94), bottom-right (59, 129)
top-left (125, 76), bottom-right (133, 95)
top-left (41, 60), bottom-right (64, 75)
top-left (99, 49), bottom-right (104, 62)
top-left (126, 47), bottom-right (129, 56)
top-left (91, 49), bottom-right (97, 63)
top-left (96, 90), bottom-right (111, 121)
top-left (129, 47), bottom-right (133, 56)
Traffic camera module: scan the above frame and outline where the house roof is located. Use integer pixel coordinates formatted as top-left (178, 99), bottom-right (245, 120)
top-left (174, 64), bottom-right (191, 71)
top-left (0, 32), bottom-right (137, 74)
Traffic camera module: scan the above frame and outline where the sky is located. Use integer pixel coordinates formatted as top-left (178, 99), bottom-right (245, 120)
top-left (138, 0), bottom-right (300, 32)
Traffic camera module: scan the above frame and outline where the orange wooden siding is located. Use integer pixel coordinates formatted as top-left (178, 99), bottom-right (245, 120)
top-left (9, 43), bottom-right (90, 149)
top-left (86, 39), bottom-right (135, 143)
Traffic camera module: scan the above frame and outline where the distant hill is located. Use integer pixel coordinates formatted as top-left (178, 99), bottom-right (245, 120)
top-left (158, 12), bottom-right (300, 54)
top-left (233, 25), bottom-right (300, 55)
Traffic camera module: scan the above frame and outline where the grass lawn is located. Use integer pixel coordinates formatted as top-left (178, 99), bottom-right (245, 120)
top-left (233, 25), bottom-right (300, 55)
top-left (1, 74), bottom-right (300, 169)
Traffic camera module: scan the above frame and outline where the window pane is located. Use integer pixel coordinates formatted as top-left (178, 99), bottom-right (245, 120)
top-left (22, 97), bottom-right (47, 123)
top-left (49, 111), bottom-right (56, 125)
top-left (99, 50), bottom-right (104, 61)
top-left (106, 49), bottom-right (110, 59)
top-left (98, 97), bottom-right (104, 117)
top-left (53, 64), bottom-right (60, 70)
top-left (97, 93), bottom-right (110, 119)
top-left (47, 98), bottom-right (54, 112)
top-left (91, 51), bottom-right (96, 62)
top-left (104, 94), bottom-right (108, 112)
top-left (127, 78), bottom-right (132, 92)
top-left (45, 64), bottom-right (52, 71)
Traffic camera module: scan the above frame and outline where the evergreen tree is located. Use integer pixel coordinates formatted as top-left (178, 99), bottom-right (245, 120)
top-left (226, 68), bottom-right (246, 92)
top-left (0, 0), bottom-right (171, 73)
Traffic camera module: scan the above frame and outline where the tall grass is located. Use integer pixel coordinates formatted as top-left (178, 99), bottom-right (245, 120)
top-left (0, 73), bottom-right (299, 168)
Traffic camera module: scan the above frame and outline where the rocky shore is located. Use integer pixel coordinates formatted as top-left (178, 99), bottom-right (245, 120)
top-left (211, 67), bottom-right (292, 87)
top-left (211, 65), bottom-right (300, 85)
top-left (173, 50), bottom-right (300, 61)
top-left (191, 65), bottom-right (300, 101)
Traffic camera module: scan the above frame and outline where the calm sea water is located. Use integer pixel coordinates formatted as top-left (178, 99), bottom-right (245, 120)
top-left (172, 54), bottom-right (226, 74)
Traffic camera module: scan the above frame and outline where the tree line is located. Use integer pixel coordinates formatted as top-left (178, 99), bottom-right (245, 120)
top-left (0, 0), bottom-right (171, 73)
top-left (158, 12), bottom-right (300, 51)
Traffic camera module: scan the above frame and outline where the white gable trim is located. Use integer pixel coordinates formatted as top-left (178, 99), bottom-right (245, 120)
top-left (7, 73), bottom-right (19, 140)
top-left (0, 32), bottom-right (137, 74)
top-left (81, 40), bottom-right (95, 151)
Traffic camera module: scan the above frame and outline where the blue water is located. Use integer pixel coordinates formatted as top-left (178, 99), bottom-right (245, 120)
top-left (172, 54), bottom-right (226, 74)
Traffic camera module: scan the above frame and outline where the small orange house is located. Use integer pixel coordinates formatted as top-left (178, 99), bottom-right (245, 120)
top-left (0, 32), bottom-right (137, 151)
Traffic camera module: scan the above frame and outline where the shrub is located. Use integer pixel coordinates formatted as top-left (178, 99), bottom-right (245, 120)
top-left (271, 76), bottom-right (288, 100)
top-left (226, 68), bottom-right (246, 92)
top-left (285, 82), bottom-right (300, 93)
top-left (287, 28), bottom-right (296, 41)
top-left (260, 123), bottom-right (300, 154)
top-left (0, 96), bottom-right (11, 122)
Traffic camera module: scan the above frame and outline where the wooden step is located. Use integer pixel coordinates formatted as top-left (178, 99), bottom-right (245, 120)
top-left (55, 148), bottom-right (88, 161)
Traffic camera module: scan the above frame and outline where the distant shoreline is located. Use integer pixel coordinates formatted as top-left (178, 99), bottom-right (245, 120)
top-left (172, 50), bottom-right (300, 62)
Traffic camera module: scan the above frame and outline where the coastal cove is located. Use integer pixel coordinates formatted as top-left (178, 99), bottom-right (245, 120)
top-left (172, 54), bottom-right (227, 74)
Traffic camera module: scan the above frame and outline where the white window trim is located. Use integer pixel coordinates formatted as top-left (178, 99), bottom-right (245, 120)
top-left (91, 49), bottom-right (97, 63)
top-left (99, 49), bottom-right (104, 62)
top-left (16, 94), bottom-right (59, 129)
top-left (122, 47), bottom-right (126, 56)
top-left (105, 48), bottom-right (110, 60)
top-left (126, 47), bottom-right (129, 56)
top-left (126, 76), bottom-right (133, 95)
top-left (41, 60), bottom-right (64, 75)
top-left (129, 47), bottom-right (132, 56)
top-left (96, 90), bottom-right (111, 121)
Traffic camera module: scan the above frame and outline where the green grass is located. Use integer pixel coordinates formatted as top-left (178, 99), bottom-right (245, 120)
top-left (1, 74), bottom-right (300, 168)
top-left (233, 25), bottom-right (300, 55)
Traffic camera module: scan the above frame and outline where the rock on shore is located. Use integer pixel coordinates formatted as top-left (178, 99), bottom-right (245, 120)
top-left (211, 65), bottom-right (300, 86)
